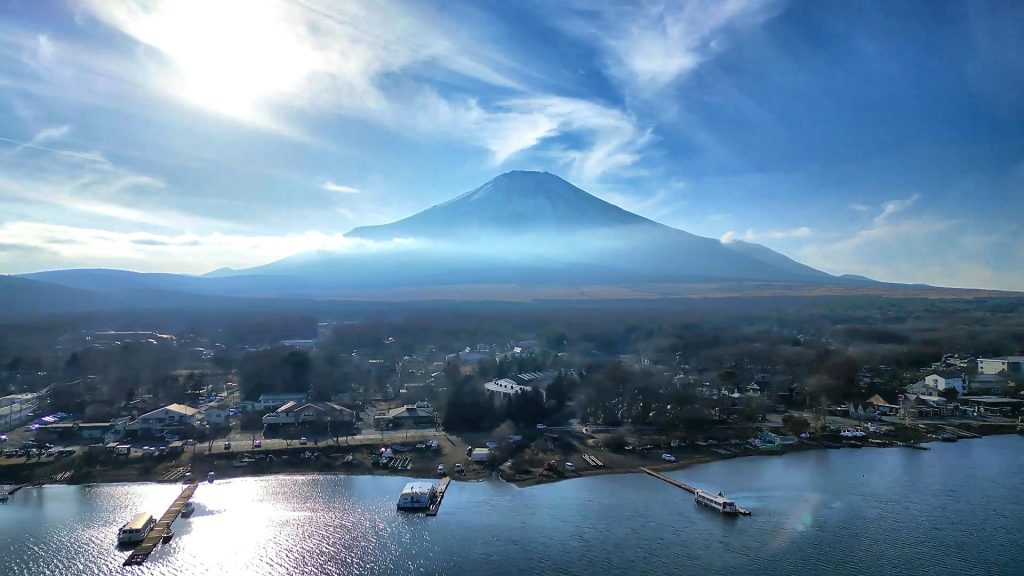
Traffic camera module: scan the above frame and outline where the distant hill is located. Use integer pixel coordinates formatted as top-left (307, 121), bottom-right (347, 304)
top-left (0, 275), bottom-right (111, 318)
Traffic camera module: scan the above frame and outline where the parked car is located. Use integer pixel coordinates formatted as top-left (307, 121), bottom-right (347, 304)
top-left (253, 439), bottom-right (262, 448)
top-left (454, 463), bottom-right (465, 474)
top-left (0, 434), bottom-right (7, 443)
top-left (299, 437), bottom-right (308, 445)
top-left (437, 464), bottom-right (446, 475)
top-left (565, 462), bottom-right (576, 472)
top-left (661, 454), bottom-right (677, 462)
top-left (223, 442), bottom-right (231, 451)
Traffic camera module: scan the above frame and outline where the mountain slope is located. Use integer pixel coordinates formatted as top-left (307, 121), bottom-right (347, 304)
top-left (276, 170), bottom-right (834, 285)
top-left (0, 275), bottom-right (113, 317)
top-left (721, 239), bottom-right (829, 279)
top-left (19, 171), bottom-right (857, 298)
top-left (346, 170), bottom-right (661, 241)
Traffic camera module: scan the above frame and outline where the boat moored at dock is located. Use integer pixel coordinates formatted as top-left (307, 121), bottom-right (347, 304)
top-left (118, 513), bottom-right (156, 545)
top-left (694, 489), bottom-right (739, 515)
top-left (396, 481), bottom-right (437, 510)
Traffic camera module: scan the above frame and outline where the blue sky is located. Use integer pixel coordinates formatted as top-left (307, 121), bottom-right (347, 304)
top-left (0, 0), bottom-right (1021, 289)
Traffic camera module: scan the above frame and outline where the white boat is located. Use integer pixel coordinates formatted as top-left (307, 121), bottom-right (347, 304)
top-left (180, 501), bottom-right (195, 517)
top-left (118, 513), bottom-right (156, 545)
top-left (396, 481), bottom-right (437, 510)
top-left (694, 489), bottom-right (739, 515)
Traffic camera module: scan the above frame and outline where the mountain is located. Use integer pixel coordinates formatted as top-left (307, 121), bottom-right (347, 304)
top-left (20, 171), bottom-right (922, 301)
top-left (347, 170), bottom-right (649, 240)
top-left (0, 275), bottom-right (113, 318)
top-left (261, 170), bottom-right (834, 286)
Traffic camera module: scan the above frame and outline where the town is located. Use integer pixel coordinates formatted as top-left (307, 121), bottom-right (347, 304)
top-left (2, 298), bottom-right (1022, 492)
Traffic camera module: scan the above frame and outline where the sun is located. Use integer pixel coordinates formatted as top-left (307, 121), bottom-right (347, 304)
top-left (107, 0), bottom-right (321, 119)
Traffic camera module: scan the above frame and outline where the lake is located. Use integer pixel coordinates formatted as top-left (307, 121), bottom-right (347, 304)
top-left (1, 435), bottom-right (1021, 575)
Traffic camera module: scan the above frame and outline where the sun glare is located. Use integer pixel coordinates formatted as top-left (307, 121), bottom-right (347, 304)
top-left (128, 0), bottom-right (320, 117)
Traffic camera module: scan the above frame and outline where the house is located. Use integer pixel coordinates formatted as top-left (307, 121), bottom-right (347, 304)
top-left (968, 374), bottom-right (1010, 395)
top-left (484, 378), bottom-right (534, 399)
top-left (458, 350), bottom-right (493, 365)
top-left (865, 394), bottom-right (900, 415)
top-left (469, 447), bottom-right (492, 462)
top-left (959, 395), bottom-right (1024, 416)
top-left (204, 406), bottom-right (230, 428)
top-left (128, 404), bottom-right (199, 436)
top-left (900, 394), bottom-right (955, 418)
top-left (977, 356), bottom-right (1024, 375)
top-left (375, 403), bottom-right (436, 429)
top-left (35, 421), bottom-right (117, 442)
top-left (257, 392), bottom-right (309, 411)
top-left (261, 401), bottom-right (355, 430)
top-left (922, 373), bottom-right (966, 395)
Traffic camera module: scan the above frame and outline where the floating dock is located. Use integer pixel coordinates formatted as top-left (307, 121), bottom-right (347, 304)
top-left (123, 483), bottom-right (198, 566)
top-left (640, 467), bottom-right (751, 516)
top-left (425, 477), bottom-right (451, 517)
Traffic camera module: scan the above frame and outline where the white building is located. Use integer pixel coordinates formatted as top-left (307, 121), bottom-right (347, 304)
top-left (922, 374), bottom-right (966, 395)
top-left (0, 392), bottom-right (39, 409)
top-left (257, 392), bottom-right (308, 411)
top-left (128, 404), bottom-right (199, 435)
top-left (977, 356), bottom-right (1024, 375)
top-left (484, 378), bottom-right (534, 399)
top-left (261, 401), bottom-right (355, 427)
top-left (280, 339), bottom-right (316, 352)
top-left (204, 406), bottom-right (230, 427)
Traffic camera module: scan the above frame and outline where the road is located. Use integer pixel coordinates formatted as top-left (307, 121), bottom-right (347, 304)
top-left (198, 427), bottom-right (449, 455)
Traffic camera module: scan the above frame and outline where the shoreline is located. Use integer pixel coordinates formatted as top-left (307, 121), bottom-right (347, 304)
top-left (4, 424), bottom-right (1018, 493)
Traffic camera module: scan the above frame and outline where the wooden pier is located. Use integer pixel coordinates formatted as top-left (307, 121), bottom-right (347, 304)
top-left (425, 477), bottom-right (451, 517)
top-left (123, 483), bottom-right (198, 566)
top-left (937, 425), bottom-right (981, 439)
top-left (640, 467), bottom-right (751, 516)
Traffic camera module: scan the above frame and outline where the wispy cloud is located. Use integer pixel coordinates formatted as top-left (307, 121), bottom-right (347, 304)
top-left (594, 179), bottom-right (686, 221)
top-left (321, 181), bottom-right (361, 194)
top-left (0, 133), bottom-right (230, 231)
top-left (0, 134), bottom-right (111, 166)
top-left (555, 0), bottom-right (779, 97)
top-left (795, 194), bottom-right (970, 284)
top-left (746, 226), bottom-right (813, 240)
top-left (0, 221), bottom-right (406, 274)
top-left (76, 0), bottom-right (655, 181)
top-left (874, 193), bottom-right (920, 224)
top-left (21, 124), bottom-right (71, 148)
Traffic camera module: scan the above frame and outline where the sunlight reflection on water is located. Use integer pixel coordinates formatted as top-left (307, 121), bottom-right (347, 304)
top-left (1, 436), bottom-right (1022, 576)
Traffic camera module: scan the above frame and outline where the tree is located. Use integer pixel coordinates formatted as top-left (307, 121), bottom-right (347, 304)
top-left (545, 373), bottom-right (569, 412)
top-left (781, 413), bottom-right (811, 435)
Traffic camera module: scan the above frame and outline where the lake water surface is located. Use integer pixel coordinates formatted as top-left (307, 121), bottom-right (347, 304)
top-left (2, 435), bottom-right (1021, 575)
